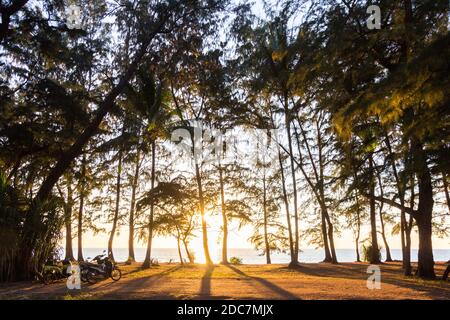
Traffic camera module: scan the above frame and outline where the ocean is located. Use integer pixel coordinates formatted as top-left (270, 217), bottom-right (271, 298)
top-left (62, 248), bottom-right (450, 264)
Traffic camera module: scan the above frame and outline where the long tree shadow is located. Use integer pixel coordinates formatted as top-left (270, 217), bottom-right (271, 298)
top-left (199, 265), bottom-right (215, 297)
top-left (288, 262), bottom-right (450, 299)
top-left (90, 265), bottom-right (183, 292)
top-left (226, 265), bottom-right (300, 300)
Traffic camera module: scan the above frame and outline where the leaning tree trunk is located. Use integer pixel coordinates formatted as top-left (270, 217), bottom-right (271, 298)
top-left (108, 148), bottom-right (123, 262)
top-left (64, 181), bottom-right (75, 261)
top-left (368, 155), bottom-right (381, 264)
top-left (176, 230), bottom-right (184, 265)
top-left (443, 263), bottom-right (450, 281)
top-left (218, 164), bottom-right (228, 264)
top-left (379, 211), bottom-right (393, 262)
top-left (127, 148), bottom-right (141, 264)
top-left (143, 141), bottom-right (156, 268)
top-left (183, 239), bottom-right (194, 263)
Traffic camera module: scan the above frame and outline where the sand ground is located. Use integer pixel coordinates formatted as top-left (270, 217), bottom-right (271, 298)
top-left (0, 262), bottom-right (449, 300)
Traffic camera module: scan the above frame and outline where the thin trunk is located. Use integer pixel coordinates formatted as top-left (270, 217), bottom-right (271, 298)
top-left (263, 173), bottom-right (271, 264)
top-left (176, 230), bottom-right (184, 265)
top-left (183, 239), bottom-right (193, 263)
top-left (284, 103), bottom-right (299, 263)
top-left (400, 211), bottom-right (407, 268)
top-left (143, 141), bottom-right (156, 268)
top-left (375, 168), bottom-right (392, 262)
top-left (77, 156), bottom-right (86, 261)
top-left (294, 115), bottom-right (336, 263)
top-left (384, 133), bottom-right (409, 272)
top-left (271, 119), bottom-right (295, 265)
top-left (108, 148), bottom-right (123, 262)
top-left (368, 155), bottom-right (381, 264)
top-left (354, 190), bottom-right (362, 262)
top-left (219, 164), bottom-right (228, 264)
top-left (403, 173), bottom-right (415, 276)
top-left (277, 147), bottom-right (295, 265)
top-left (442, 172), bottom-right (450, 215)
top-left (195, 161), bottom-right (213, 265)
top-left (315, 117), bottom-right (337, 264)
top-left (127, 148), bottom-right (141, 263)
top-left (355, 208), bottom-right (361, 262)
top-left (379, 210), bottom-right (393, 262)
top-left (404, 214), bottom-right (413, 276)
top-left (64, 180), bottom-right (74, 261)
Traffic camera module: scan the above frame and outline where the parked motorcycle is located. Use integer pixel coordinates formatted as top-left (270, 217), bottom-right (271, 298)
top-left (35, 260), bottom-right (70, 284)
top-left (80, 251), bottom-right (121, 284)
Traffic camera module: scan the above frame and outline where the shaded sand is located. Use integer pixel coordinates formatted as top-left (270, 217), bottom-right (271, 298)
top-left (0, 262), bottom-right (448, 300)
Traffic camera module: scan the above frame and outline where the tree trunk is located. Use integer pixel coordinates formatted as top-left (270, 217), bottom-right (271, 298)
top-left (127, 148), bottom-right (141, 264)
top-left (218, 164), bottom-right (228, 264)
top-left (400, 211), bottom-right (407, 269)
top-left (108, 148), bottom-right (123, 262)
top-left (143, 141), bottom-right (156, 268)
top-left (416, 215), bottom-right (435, 278)
top-left (176, 232), bottom-right (184, 265)
top-left (355, 192), bottom-right (362, 262)
top-left (324, 211), bottom-right (338, 264)
top-left (262, 173), bottom-right (271, 264)
top-left (403, 172), bottom-right (415, 275)
top-left (77, 193), bottom-right (84, 262)
top-left (183, 239), bottom-right (194, 263)
top-left (320, 210), bottom-right (332, 262)
top-left (443, 264), bottom-right (450, 281)
top-left (64, 181), bottom-right (74, 261)
top-left (195, 161), bottom-right (213, 266)
top-left (294, 114), bottom-right (336, 263)
top-left (284, 101), bottom-right (299, 263)
top-left (368, 155), bottom-right (381, 264)
top-left (375, 168), bottom-right (392, 262)
top-left (442, 172), bottom-right (450, 215)
top-left (276, 139), bottom-right (295, 266)
top-left (404, 214), bottom-right (413, 275)
top-left (379, 211), bottom-right (393, 262)
top-left (77, 156), bottom-right (86, 262)
top-left (412, 140), bottom-right (435, 279)
top-left (271, 109), bottom-right (296, 267)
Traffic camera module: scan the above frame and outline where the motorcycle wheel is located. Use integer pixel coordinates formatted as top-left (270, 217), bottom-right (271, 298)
top-left (41, 272), bottom-right (51, 285)
top-left (110, 268), bottom-right (122, 281)
top-left (80, 269), bottom-right (89, 283)
top-left (87, 271), bottom-right (98, 284)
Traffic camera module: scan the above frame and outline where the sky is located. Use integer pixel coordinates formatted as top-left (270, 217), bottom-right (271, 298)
top-left (72, 213), bottom-right (450, 252)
